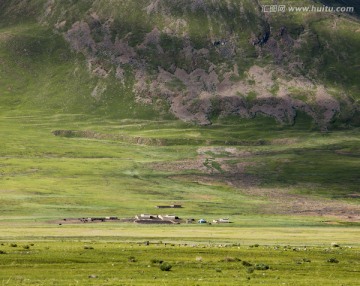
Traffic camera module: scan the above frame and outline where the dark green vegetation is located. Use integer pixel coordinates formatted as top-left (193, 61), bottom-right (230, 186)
top-left (0, 241), bottom-right (359, 285)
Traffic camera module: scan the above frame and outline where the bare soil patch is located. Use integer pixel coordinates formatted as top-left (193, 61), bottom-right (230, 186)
top-left (153, 146), bottom-right (360, 221)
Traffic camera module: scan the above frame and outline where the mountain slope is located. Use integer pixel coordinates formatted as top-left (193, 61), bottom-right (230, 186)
top-left (0, 0), bottom-right (359, 128)
top-left (1, 1), bottom-right (360, 224)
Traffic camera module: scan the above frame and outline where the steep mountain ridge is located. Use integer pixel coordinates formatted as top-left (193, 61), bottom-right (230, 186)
top-left (1, 0), bottom-right (359, 128)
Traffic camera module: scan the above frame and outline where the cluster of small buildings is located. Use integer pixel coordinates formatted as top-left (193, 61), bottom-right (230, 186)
top-left (155, 204), bottom-right (182, 209)
top-left (79, 216), bottom-right (118, 223)
top-left (134, 213), bottom-right (231, 225)
top-left (196, 218), bottom-right (230, 224)
top-left (58, 203), bottom-right (232, 225)
top-left (134, 214), bottom-right (181, 224)
top-left (213, 218), bottom-right (230, 224)
top-left (134, 204), bottom-right (231, 225)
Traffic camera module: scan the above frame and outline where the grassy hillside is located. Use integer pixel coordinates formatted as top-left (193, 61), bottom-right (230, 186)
top-left (0, 22), bottom-right (160, 120)
top-left (1, 0), bottom-right (359, 127)
top-left (0, 0), bottom-right (358, 223)
top-left (0, 108), bottom-right (359, 223)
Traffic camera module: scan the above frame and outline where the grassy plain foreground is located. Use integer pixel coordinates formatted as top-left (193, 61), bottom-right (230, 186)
top-left (0, 240), bottom-right (359, 285)
top-left (0, 111), bottom-right (359, 285)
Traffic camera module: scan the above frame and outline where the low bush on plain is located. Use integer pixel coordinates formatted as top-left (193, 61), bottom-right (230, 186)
top-left (246, 267), bottom-right (255, 273)
top-left (160, 262), bottom-right (172, 271)
top-left (327, 258), bottom-right (339, 263)
top-left (254, 263), bottom-right (270, 270)
top-left (222, 257), bottom-right (241, 262)
top-left (242, 261), bottom-right (252, 267)
top-left (150, 258), bottom-right (163, 264)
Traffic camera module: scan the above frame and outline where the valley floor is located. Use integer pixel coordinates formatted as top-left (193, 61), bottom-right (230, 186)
top-left (0, 112), bottom-right (359, 284)
top-left (0, 237), bottom-right (359, 285)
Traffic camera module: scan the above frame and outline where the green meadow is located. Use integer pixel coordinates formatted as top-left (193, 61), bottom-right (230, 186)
top-left (0, 2), bottom-right (360, 284)
top-left (0, 240), bottom-right (359, 285)
top-left (1, 96), bottom-right (358, 281)
top-left (1, 107), bottom-right (359, 285)
top-left (1, 111), bottom-right (359, 221)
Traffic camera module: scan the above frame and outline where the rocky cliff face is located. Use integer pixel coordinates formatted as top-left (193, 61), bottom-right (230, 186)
top-left (4, 0), bottom-right (359, 128)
